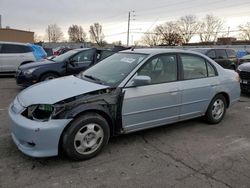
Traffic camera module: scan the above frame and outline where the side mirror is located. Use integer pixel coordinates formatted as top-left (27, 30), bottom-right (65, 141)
top-left (132, 75), bottom-right (151, 86)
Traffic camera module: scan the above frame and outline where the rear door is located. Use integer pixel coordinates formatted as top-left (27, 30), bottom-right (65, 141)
top-left (179, 53), bottom-right (218, 120)
top-left (226, 49), bottom-right (237, 69)
top-left (214, 49), bottom-right (229, 69)
top-left (122, 54), bottom-right (181, 133)
top-left (67, 49), bottom-right (96, 75)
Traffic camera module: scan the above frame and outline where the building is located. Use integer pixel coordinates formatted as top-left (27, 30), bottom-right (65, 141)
top-left (0, 28), bottom-right (34, 43)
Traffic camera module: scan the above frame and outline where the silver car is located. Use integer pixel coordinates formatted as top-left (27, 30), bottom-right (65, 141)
top-left (8, 49), bottom-right (240, 160)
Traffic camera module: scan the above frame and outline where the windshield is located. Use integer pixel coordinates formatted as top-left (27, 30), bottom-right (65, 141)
top-left (53, 50), bottom-right (78, 62)
top-left (80, 52), bottom-right (148, 86)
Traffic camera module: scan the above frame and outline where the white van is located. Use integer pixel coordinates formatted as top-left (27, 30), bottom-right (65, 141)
top-left (0, 41), bottom-right (46, 73)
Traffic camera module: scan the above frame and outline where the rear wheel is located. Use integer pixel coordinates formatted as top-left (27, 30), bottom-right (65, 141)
top-left (205, 95), bottom-right (227, 124)
top-left (62, 113), bottom-right (110, 160)
top-left (40, 73), bottom-right (58, 81)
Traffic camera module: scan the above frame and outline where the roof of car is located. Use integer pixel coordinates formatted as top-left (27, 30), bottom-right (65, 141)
top-left (72, 48), bottom-right (91, 51)
top-left (191, 48), bottom-right (235, 51)
top-left (0, 41), bottom-right (29, 45)
top-left (121, 48), bottom-right (191, 55)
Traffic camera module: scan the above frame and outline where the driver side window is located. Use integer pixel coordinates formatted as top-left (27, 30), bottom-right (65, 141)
top-left (71, 50), bottom-right (95, 63)
top-left (137, 54), bottom-right (177, 84)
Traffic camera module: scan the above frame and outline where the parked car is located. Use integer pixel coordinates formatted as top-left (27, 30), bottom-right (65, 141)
top-left (9, 49), bottom-right (240, 160)
top-left (239, 54), bottom-right (250, 65)
top-left (190, 48), bottom-right (238, 70)
top-left (15, 48), bottom-right (116, 87)
top-left (237, 62), bottom-right (250, 93)
top-left (43, 47), bottom-right (53, 57)
top-left (0, 41), bottom-right (47, 73)
top-left (53, 46), bottom-right (72, 56)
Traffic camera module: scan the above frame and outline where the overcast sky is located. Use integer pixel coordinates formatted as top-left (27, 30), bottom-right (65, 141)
top-left (1, 0), bottom-right (250, 44)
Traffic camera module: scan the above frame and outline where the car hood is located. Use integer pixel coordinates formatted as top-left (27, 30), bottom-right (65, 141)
top-left (17, 75), bottom-right (109, 107)
top-left (19, 60), bottom-right (59, 69)
top-left (238, 62), bottom-right (250, 71)
top-left (240, 55), bottom-right (250, 60)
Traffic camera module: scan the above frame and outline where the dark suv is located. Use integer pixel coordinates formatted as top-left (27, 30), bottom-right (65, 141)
top-left (191, 48), bottom-right (238, 70)
top-left (16, 48), bottom-right (116, 87)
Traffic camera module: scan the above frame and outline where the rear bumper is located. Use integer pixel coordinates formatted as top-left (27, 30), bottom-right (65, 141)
top-left (8, 103), bottom-right (72, 157)
top-left (240, 81), bottom-right (250, 93)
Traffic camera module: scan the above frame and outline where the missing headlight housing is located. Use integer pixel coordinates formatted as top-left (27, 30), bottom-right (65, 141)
top-left (23, 104), bottom-right (55, 121)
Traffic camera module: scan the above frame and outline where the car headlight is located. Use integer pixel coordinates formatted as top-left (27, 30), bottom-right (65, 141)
top-left (26, 104), bottom-right (54, 121)
top-left (23, 68), bottom-right (36, 75)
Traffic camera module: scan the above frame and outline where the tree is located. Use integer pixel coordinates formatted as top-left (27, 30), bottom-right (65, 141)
top-left (89, 23), bottom-right (105, 46)
top-left (177, 15), bottom-right (200, 44)
top-left (199, 15), bottom-right (224, 43)
top-left (34, 33), bottom-right (43, 43)
top-left (155, 22), bottom-right (183, 46)
top-left (238, 22), bottom-right (250, 41)
top-left (141, 30), bottom-right (161, 46)
top-left (68, 25), bottom-right (87, 42)
top-left (46, 24), bottom-right (63, 42)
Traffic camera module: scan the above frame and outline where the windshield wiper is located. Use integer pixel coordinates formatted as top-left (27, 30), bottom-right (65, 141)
top-left (84, 74), bottom-right (104, 84)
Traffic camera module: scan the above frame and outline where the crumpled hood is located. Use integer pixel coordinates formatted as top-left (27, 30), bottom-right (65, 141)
top-left (18, 75), bottom-right (109, 107)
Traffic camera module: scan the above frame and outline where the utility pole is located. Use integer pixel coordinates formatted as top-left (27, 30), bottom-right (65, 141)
top-left (127, 11), bottom-right (135, 46)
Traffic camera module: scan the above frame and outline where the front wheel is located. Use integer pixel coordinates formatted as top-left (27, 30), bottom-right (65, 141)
top-left (40, 73), bottom-right (58, 81)
top-left (205, 95), bottom-right (227, 124)
top-left (62, 113), bottom-right (110, 160)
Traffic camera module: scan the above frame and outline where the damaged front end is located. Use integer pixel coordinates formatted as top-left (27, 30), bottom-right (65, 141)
top-left (21, 87), bottom-right (125, 135)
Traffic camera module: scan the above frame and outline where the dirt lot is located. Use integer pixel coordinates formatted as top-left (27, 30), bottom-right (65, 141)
top-left (0, 77), bottom-right (250, 188)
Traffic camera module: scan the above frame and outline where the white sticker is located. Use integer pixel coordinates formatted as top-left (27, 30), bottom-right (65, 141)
top-left (120, 57), bottom-right (136, 64)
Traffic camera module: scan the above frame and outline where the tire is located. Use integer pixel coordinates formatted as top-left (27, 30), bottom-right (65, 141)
top-left (40, 73), bottom-right (58, 81)
top-left (62, 113), bottom-right (110, 160)
top-left (205, 94), bottom-right (227, 124)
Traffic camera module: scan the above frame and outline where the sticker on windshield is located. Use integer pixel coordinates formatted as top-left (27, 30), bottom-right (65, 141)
top-left (120, 57), bottom-right (136, 64)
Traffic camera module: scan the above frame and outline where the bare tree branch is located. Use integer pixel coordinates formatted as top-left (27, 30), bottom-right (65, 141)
top-left (68, 25), bottom-right (87, 42)
top-left (177, 15), bottom-right (200, 43)
top-left (199, 15), bottom-right (224, 43)
top-left (238, 22), bottom-right (250, 41)
top-left (89, 23), bottom-right (106, 47)
top-left (155, 21), bottom-right (183, 46)
top-left (46, 24), bottom-right (63, 42)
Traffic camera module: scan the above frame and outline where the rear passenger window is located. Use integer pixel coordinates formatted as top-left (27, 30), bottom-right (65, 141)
top-left (216, 49), bottom-right (227, 59)
top-left (226, 49), bottom-right (236, 58)
top-left (1, 44), bottom-right (31, 53)
top-left (181, 55), bottom-right (207, 80)
top-left (207, 63), bottom-right (216, 77)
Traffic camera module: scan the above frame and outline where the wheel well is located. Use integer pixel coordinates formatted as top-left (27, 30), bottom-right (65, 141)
top-left (39, 71), bottom-right (60, 81)
top-left (216, 92), bottom-right (230, 108)
top-left (20, 61), bottom-right (33, 66)
top-left (58, 110), bottom-right (114, 155)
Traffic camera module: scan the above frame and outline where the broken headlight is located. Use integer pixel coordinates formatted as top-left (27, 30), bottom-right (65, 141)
top-left (24, 104), bottom-right (64, 121)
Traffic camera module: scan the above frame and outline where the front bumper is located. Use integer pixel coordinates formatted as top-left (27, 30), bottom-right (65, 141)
top-left (8, 102), bottom-right (72, 157)
top-left (15, 70), bottom-right (39, 87)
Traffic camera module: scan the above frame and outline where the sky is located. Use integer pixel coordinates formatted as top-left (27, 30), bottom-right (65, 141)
top-left (0, 0), bottom-right (250, 45)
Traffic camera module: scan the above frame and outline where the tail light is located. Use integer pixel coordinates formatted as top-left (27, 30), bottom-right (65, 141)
top-left (235, 72), bottom-right (240, 83)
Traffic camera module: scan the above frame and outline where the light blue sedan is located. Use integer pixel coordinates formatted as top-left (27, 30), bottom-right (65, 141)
top-left (8, 49), bottom-right (240, 160)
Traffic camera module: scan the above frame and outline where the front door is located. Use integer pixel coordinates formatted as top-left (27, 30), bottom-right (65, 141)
top-left (122, 54), bottom-right (181, 133)
top-left (67, 49), bottom-right (96, 75)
